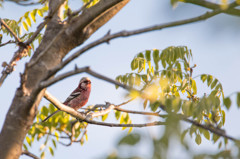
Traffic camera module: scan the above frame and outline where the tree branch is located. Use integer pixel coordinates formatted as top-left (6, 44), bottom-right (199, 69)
top-left (115, 107), bottom-right (163, 117)
top-left (182, 0), bottom-right (240, 17)
top-left (27, 0), bottom-right (128, 68)
top-left (47, 2), bottom-right (239, 77)
top-left (44, 87), bottom-right (238, 141)
top-left (5, 0), bottom-right (41, 6)
top-left (84, 119), bottom-right (166, 128)
top-left (40, 66), bottom-right (133, 91)
top-left (180, 115), bottom-right (237, 141)
top-left (0, 40), bottom-right (16, 47)
top-left (0, 18), bottom-right (21, 42)
top-left (0, 0), bottom-right (66, 87)
top-left (21, 150), bottom-right (40, 159)
top-left (43, 90), bottom-right (166, 128)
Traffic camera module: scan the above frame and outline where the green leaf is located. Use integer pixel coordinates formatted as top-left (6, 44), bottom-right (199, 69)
top-left (55, 132), bottom-right (59, 141)
top-left (145, 50), bottom-right (151, 61)
top-left (26, 17), bottom-right (31, 26)
top-left (201, 74), bottom-right (207, 83)
top-left (138, 59), bottom-right (144, 73)
top-left (40, 151), bottom-right (45, 159)
top-left (223, 97), bottom-right (231, 110)
top-left (141, 75), bottom-right (147, 82)
top-left (150, 102), bottom-right (159, 112)
top-left (24, 11), bottom-right (29, 18)
top-left (189, 125), bottom-right (196, 137)
top-left (195, 134), bottom-right (202, 145)
top-left (207, 75), bottom-right (213, 87)
top-left (221, 110), bottom-right (225, 125)
top-left (30, 9), bottom-right (37, 22)
top-left (213, 134), bottom-right (220, 143)
top-left (237, 92), bottom-right (240, 108)
top-left (143, 100), bottom-right (148, 109)
top-left (101, 113), bottom-right (108, 121)
top-left (124, 113), bottom-right (130, 123)
top-left (161, 60), bottom-right (166, 68)
top-left (49, 146), bottom-right (54, 156)
top-left (153, 49), bottom-right (159, 70)
top-left (52, 139), bottom-right (56, 148)
top-left (115, 110), bottom-right (121, 120)
top-left (22, 21), bottom-right (28, 31)
top-left (120, 115), bottom-right (124, 124)
top-left (131, 59), bottom-right (138, 71)
top-left (137, 52), bottom-right (144, 58)
top-left (23, 143), bottom-right (28, 150)
top-left (181, 129), bottom-right (188, 143)
top-left (191, 79), bottom-right (197, 95)
top-left (180, 79), bottom-right (188, 91)
top-left (218, 141), bottom-right (222, 149)
top-left (37, 10), bottom-right (43, 17)
top-left (128, 127), bottom-right (133, 134)
top-left (211, 79), bottom-right (218, 89)
top-left (26, 136), bottom-right (31, 146)
top-left (203, 130), bottom-right (210, 140)
top-left (118, 133), bottom-right (141, 146)
top-left (42, 106), bottom-right (49, 116)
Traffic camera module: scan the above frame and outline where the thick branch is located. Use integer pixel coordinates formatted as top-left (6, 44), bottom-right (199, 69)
top-left (44, 90), bottom-right (86, 120)
top-left (27, 0), bottom-right (129, 68)
top-left (0, 1), bottom-right (129, 158)
top-left (47, 2), bottom-right (239, 77)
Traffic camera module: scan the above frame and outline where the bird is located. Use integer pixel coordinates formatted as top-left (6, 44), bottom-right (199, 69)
top-left (42, 77), bottom-right (91, 122)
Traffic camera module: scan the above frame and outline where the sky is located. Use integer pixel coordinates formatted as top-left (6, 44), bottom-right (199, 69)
top-left (1, 0), bottom-right (240, 159)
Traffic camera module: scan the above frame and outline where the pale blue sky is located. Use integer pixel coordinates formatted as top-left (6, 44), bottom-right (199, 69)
top-left (1, 0), bottom-right (240, 158)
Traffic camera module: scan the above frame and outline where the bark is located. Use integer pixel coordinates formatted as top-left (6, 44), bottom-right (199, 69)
top-left (0, 0), bottom-right (129, 158)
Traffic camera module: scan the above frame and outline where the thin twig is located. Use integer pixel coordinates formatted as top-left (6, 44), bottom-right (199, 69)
top-left (46, 2), bottom-right (239, 77)
top-left (0, 18), bottom-right (21, 42)
top-left (5, 0), bottom-right (41, 6)
top-left (180, 116), bottom-right (237, 141)
top-left (115, 107), bottom-right (163, 117)
top-left (0, 40), bottom-right (16, 47)
top-left (46, 132), bottom-right (70, 139)
top-left (84, 119), bottom-right (166, 127)
top-left (22, 150), bottom-right (40, 159)
top-left (116, 98), bottom-right (134, 107)
top-left (182, 0), bottom-right (240, 17)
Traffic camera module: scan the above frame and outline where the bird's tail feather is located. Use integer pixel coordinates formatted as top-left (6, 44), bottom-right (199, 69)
top-left (42, 110), bottom-right (60, 122)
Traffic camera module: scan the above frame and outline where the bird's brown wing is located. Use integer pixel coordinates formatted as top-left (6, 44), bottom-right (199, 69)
top-left (63, 90), bottom-right (81, 105)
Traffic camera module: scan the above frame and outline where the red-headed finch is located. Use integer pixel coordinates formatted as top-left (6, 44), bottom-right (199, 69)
top-left (42, 77), bottom-right (91, 122)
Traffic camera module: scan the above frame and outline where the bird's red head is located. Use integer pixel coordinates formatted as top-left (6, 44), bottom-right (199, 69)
top-left (78, 77), bottom-right (91, 90)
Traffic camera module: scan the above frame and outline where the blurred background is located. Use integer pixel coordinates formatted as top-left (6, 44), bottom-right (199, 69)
top-left (1, 0), bottom-right (240, 158)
